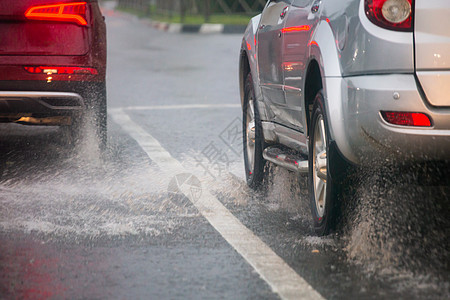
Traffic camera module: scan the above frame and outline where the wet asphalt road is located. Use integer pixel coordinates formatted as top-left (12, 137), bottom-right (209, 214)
top-left (0, 4), bottom-right (449, 299)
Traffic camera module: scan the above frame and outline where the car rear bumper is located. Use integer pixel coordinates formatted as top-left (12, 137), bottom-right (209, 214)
top-left (326, 74), bottom-right (450, 164)
top-left (0, 91), bottom-right (84, 125)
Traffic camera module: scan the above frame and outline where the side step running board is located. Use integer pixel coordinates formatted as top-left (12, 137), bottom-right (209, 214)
top-left (263, 146), bottom-right (308, 174)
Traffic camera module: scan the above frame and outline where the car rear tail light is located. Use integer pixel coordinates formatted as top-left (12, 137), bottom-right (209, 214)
top-left (24, 66), bottom-right (98, 75)
top-left (381, 111), bottom-right (432, 127)
top-left (365, 0), bottom-right (413, 31)
top-left (25, 2), bottom-right (88, 26)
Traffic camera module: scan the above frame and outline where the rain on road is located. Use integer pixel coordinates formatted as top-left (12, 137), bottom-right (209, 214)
top-left (0, 3), bottom-right (449, 299)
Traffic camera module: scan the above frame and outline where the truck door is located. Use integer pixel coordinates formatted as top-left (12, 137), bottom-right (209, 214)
top-left (282, 0), bottom-right (315, 131)
top-left (257, 0), bottom-right (291, 124)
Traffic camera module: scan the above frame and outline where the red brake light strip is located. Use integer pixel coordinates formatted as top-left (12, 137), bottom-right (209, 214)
top-left (25, 2), bottom-right (88, 26)
top-left (24, 66), bottom-right (98, 75)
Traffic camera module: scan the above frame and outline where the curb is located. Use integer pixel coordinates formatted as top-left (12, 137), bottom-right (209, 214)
top-left (148, 20), bottom-right (247, 34)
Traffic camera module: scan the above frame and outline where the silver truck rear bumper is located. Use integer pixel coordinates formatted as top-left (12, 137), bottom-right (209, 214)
top-left (326, 74), bottom-right (450, 164)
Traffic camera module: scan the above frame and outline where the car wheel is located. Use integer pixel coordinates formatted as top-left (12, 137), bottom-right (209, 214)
top-left (67, 113), bottom-right (83, 145)
top-left (93, 83), bottom-right (107, 150)
top-left (66, 83), bottom-right (107, 149)
top-left (308, 91), bottom-right (346, 236)
top-left (243, 73), bottom-right (265, 189)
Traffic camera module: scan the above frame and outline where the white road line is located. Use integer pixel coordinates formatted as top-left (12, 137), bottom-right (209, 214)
top-left (109, 109), bottom-right (324, 300)
top-left (109, 103), bottom-right (240, 112)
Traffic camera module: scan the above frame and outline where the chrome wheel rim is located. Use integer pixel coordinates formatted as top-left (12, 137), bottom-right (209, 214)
top-left (313, 116), bottom-right (327, 218)
top-left (245, 98), bottom-right (256, 174)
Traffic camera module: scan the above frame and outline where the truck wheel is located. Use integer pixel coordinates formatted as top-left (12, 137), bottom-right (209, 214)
top-left (308, 91), bottom-right (347, 236)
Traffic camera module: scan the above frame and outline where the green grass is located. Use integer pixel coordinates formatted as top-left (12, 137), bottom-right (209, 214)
top-left (116, 6), bottom-right (251, 26)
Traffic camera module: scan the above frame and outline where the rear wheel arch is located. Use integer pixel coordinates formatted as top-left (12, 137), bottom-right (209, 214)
top-left (304, 60), bottom-right (323, 139)
top-left (239, 50), bottom-right (251, 108)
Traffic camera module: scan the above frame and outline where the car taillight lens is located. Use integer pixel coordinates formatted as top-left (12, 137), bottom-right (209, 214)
top-left (365, 0), bottom-right (413, 31)
top-left (24, 66), bottom-right (98, 75)
top-left (381, 111), bottom-right (432, 127)
top-left (25, 2), bottom-right (88, 26)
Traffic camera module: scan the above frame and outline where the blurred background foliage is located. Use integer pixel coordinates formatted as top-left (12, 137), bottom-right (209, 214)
top-left (116, 0), bottom-right (266, 25)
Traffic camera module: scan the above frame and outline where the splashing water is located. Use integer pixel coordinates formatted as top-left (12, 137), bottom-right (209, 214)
top-left (343, 163), bottom-right (450, 293)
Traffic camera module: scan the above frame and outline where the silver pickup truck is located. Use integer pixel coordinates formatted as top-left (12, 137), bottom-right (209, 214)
top-left (239, 0), bottom-right (450, 235)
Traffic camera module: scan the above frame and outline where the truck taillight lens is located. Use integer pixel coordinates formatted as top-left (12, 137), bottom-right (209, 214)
top-left (365, 0), bottom-right (413, 31)
top-left (25, 2), bottom-right (88, 26)
top-left (381, 111), bottom-right (432, 127)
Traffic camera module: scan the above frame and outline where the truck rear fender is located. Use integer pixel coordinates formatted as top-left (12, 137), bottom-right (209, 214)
top-left (307, 20), bottom-right (356, 163)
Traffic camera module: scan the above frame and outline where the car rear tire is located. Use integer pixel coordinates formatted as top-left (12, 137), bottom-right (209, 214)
top-left (67, 113), bottom-right (83, 145)
top-left (67, 83), bottom-right (107, 149)
top-left (93, 83), bottom-right (107, 150)
top-left (243, 73), bottom-right (265, 189)
top-left (308, 91), bottom-right (347, 236)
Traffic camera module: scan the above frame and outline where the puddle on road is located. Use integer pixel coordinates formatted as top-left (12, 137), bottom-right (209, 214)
top-left (198, 152), bottom-right (450, 297)
top-left (0, 123), bottom-right (199, 241)
top-left (181, 149), bottom-right (311, 219)
top-left (1, 123), bottom-right (448, 296)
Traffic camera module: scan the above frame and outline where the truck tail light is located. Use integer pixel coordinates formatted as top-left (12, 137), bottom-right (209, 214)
top-left (365, 0), bottom-right (413, 31)
top-left (381, 111), bottom-right (432, 127)
top-left (25, 2), bottom-right (88, 26)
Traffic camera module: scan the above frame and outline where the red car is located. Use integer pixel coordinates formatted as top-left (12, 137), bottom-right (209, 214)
top-left (0, 0), bottom-right (107, 146)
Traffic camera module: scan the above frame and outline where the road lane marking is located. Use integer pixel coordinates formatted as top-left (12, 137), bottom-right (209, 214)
top-left (109, 104), bottom-right (240, 112)
top-left (109, 108), bottom-right (324, 300)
